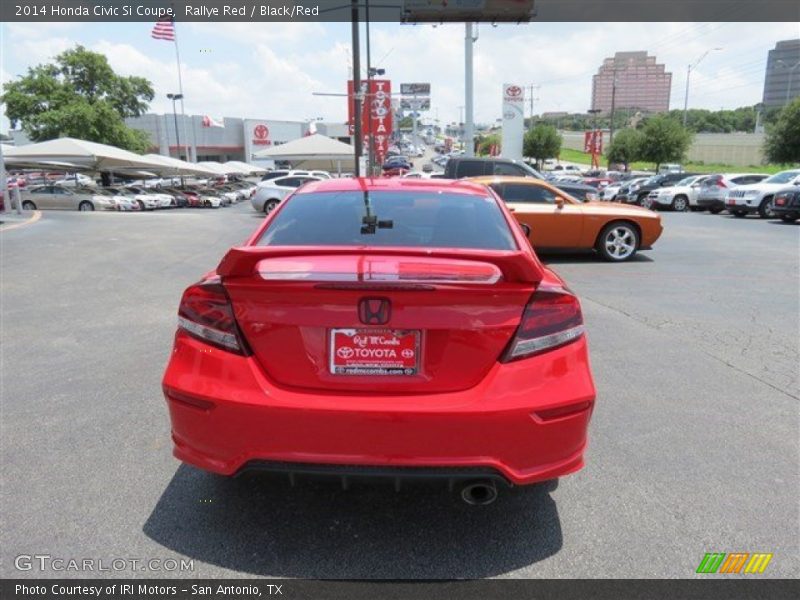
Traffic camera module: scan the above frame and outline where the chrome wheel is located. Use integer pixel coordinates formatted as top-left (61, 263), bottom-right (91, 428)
top-left (599, 224), bottom-right (639, 261)
top-left (672, 196), bottom-right (688, 211)
top-left (264, 199), bottom-right (279, 214)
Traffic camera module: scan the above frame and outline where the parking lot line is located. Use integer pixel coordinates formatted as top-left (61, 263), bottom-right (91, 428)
top-left (0, 210), bottom-right (42, 232)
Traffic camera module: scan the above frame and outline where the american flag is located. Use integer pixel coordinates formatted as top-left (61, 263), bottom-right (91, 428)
top-left (151, 18), bottom-right (175, 42)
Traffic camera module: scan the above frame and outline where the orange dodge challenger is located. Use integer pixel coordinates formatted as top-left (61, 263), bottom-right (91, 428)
top-left (469, 176), bottom-right (663, 262)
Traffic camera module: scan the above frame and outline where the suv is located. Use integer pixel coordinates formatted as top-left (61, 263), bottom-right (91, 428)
top-left (644, 174), bottom-right (712, 211)
top-left (696, 173), bottom-right (769, 213)
top-left (616, 172), bottom-right (698, 206)
top-left (771, 188), bottom-right (800, 222)
top-left (444, 157), bottom-right (545, 179)
top-left (725, 169), bottom-right (800, 218)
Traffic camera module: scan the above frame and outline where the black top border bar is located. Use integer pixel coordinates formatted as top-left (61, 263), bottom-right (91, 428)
top-left (2, 0), bottom-right (799, 22)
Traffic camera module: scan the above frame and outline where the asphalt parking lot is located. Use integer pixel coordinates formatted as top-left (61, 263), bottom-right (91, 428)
top-left (1, 206), bottom-right (798, 578)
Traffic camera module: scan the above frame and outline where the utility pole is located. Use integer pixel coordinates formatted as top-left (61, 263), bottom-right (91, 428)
top-left (609, 70), bottom-right (617, 144)
top-left (351, 0), bottom-right (362, 177)
top-left (464, 23), bottom-right (476, 157)
top-left (683, 48), bottom-right (722, 127)
top-left (527, 84), bottom-right (540, 130)
top-left (365, 0), bottom-right (374, 175)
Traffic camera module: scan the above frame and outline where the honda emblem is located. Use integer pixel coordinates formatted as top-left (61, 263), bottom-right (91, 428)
top-left (358, 297), bottom-right (391, 325)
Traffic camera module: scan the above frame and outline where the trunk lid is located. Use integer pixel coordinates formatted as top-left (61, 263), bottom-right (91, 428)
top-left (219, 247), bottom-right (541, 393)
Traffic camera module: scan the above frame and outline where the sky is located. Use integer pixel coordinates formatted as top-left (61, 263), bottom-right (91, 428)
top-left (1, 21), bottom-right (799, 132)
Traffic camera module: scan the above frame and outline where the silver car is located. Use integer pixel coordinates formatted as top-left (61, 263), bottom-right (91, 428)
top-left (19, 185), bottom-right (116, 211)
top-left (252, 175), bottom-right (322, 214)
top-left (696, 173), bottom-right (769, 213)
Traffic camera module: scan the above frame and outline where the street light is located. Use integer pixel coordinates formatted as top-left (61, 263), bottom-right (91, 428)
top-left (774, 59), bottom-right (800, 105)
top-left (683, 48), bottom-right (722, 126)
top-left (166, 93), bottom-right (184, 160)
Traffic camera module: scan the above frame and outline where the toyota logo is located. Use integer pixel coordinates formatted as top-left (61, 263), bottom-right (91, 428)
top-left (254, 124), bottom-right (269, 140)
top-left (506, 86), bottom-right (522, 97)
top-left (337, 347), bottom-right (354, 359)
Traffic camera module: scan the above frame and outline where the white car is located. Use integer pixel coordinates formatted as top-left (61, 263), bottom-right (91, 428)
top-left (725, 169), bottom-right (800, 218)
top-left (54, 174), bottom-right (96, 187)
top-left (644, 175), bottom-right (713, 211)
top-left (251, 175), bottom-right (322, 214)
top-left (127, 185), bottom-right (174, 208)
top-left (548, 164), bottom-right (583, 174)
top-left (106, 186), bottom-right (160, 210)
top-left (75, 186), bottom-right (138, 211)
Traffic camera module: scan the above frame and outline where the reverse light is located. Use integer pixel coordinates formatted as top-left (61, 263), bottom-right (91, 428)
top-left (177, 280), bottom-right (249, 354)
top-left (502, 285), bottom-right (585, 361)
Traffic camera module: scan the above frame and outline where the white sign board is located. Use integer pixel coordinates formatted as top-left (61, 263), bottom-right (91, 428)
top-left (243, 120), bottom-right (304, 165)
top-left (501, 83), bottom-right (524, 160)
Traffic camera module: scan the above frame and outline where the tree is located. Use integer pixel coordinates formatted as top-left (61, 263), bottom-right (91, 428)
top-left (637, 115), bottom-right (693, 170)
top-left (764, 98), bottom-right (800, 164)
top-left (523, 124), bottom-right (562, 168)
top-left (476, 132), bottom-right (501, 156)
top-left (606, 128), bottom-right (643, 169)
top-left (2, 45), bottom-right (154, 153)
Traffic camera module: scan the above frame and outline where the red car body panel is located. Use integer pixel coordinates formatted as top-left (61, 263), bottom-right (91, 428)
top-left (162, 178), bottom-right (597, 486)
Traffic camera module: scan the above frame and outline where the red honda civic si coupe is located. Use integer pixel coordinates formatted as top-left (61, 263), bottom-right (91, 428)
top-left (162, 178), bottom-right (596, 504)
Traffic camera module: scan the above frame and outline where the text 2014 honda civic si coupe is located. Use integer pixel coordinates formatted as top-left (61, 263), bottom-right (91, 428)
top-left (162, 178), bottom-right (596, 504)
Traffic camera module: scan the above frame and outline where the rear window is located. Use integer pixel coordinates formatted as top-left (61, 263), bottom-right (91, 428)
top-left (258, 191), bottom-right (516, 251)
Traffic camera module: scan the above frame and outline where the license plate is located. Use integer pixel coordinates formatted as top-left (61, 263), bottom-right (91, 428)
top-left (329, 329), bottom-right (420, 376)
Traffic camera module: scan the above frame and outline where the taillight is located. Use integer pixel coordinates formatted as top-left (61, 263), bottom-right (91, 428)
top-left (502, 285), bottom-right (585, 361)
top-left (177, 279), bottom-right (249, 354)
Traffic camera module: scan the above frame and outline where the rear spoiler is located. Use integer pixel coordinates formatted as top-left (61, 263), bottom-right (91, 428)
top-left (216, 246), bottom-right (544, 284)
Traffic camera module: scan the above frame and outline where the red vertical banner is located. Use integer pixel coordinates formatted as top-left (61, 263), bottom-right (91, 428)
top-left (348, 80), bottom-right (393, 164)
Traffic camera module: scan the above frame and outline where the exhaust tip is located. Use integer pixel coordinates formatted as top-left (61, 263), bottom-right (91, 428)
top-left (460, 480), bottom-right (498, 506)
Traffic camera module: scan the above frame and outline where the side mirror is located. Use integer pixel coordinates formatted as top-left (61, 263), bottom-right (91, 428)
top-left (520, 223), bottom-right (532, 237)
top-left (555, 196), bottom-right (566, 208)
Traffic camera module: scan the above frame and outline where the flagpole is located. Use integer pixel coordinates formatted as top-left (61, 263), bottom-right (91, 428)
top-left (172, 21), bottom-right (192, 162)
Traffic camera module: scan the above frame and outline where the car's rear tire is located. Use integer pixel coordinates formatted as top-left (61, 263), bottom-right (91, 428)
top-left (671, 195), bottom-right (689, 212)
top-left (21, 200), bottom-right (36, 210)
top-left (758, 196), bottom-right (775, 219)
top-left (641, 196), bottom-right (655, 210)
top-left (596, 221), bottom-right (640, 262)
top-left (264, 199), bottom-right (280, 214)
top-left (635, 193), bottom-right (648, 206)
top-left (78, 201), bottom-right (94, 212)
top-left (731, 210), bottom-right (747, 217)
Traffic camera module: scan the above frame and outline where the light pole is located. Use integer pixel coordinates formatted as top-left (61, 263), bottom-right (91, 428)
top-left (167, 93), bottom-right (183, 160)
top-left (683, 48), bottom-right (722, 127)
top-left (775, 59), bottom-right (800, 105)
top-left (588, 108), bottom-right (602, 169)
top-left (464, 23), bottom-right (478, 157)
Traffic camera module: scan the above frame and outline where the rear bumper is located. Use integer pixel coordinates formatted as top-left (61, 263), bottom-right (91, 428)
top-left (162, 332), bottom-right (596, 486)
top-left (696, 198), bottom-right (724, 210)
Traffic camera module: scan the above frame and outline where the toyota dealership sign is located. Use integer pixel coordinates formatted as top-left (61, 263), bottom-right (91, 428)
top-left (502, 83), bottom-right (525, 160)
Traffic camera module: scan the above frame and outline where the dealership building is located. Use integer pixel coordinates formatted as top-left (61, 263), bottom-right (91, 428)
top-left (123, 114), bottom-right (352, 165)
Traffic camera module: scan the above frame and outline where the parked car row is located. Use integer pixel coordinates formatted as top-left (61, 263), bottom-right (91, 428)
top-left (13, 180), bottom-right (258, 212)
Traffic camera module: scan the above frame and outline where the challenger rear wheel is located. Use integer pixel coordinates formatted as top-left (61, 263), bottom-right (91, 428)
top-left (596, 221), bottom-right (639, 262)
